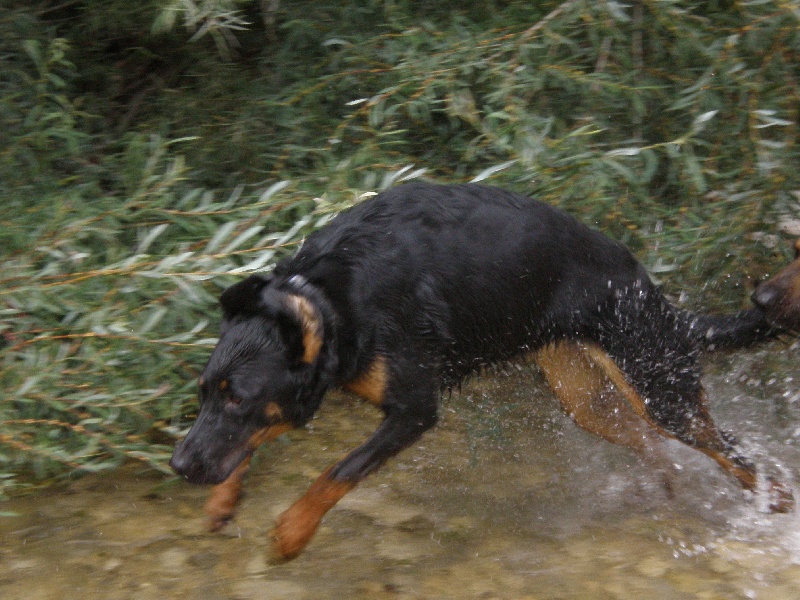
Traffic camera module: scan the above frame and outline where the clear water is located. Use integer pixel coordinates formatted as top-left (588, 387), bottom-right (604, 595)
top-left (2, 345), bottom-right (800, 599)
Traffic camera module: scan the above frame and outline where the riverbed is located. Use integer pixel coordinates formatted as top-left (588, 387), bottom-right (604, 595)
top-left (2, 346), bottom-right (800, 599)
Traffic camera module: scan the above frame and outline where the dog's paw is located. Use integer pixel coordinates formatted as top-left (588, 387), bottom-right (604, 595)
top-left (766, 477), bottom-right (795, 514)
top-left (204, 487), bottom-right (241, 532)
top-left (206, 513), bottom-right (232, 532)
top-left (271, 501), bottom-right (322, 561)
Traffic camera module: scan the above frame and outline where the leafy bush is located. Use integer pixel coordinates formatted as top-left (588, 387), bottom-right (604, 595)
top-left (1, 0), bottom-right (799, 493)
top-left (0, 137), bottom-right (315, 490)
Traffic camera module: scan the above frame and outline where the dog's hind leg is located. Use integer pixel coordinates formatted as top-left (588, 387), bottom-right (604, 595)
top-left (272, 356), bottom-right (439, 560)
top-left (536, 341), bottom-right (661, 454)
top-left (535, 341), bottom-right (676, 493)
top-left (582, 344), bottom-right (794, 513)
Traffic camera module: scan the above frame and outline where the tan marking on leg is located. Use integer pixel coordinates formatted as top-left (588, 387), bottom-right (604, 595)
top-left (537, 344), bottom-right (794, 512)
top-left (343, 356), bottom-right (388, 406)
top-left (581, 343), bottom-right (724, 446)
top-left (534, 341), bottom-right (660, 455)
top-left (579, 343), bottom-right (652, 421)
top-left (205, 457), bottom-right (251, 532)
top-left (272, 466), bottom-right (355, 560)
top-left (535, 342), bottom-right (676, 496)
top-left (765, 477), bottom-right (795, 513)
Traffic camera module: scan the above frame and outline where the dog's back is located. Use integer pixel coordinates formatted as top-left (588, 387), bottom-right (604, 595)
top-left (278, 182), bottom-right (648, 381)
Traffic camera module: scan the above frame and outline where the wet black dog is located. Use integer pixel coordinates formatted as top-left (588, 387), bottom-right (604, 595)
top-left (170, 182), bottom-right (793, 559)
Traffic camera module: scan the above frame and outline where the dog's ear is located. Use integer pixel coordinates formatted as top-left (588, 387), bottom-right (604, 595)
top-left (219, 274), bottom-right (273, 318)
top-left (262, 289), bottom-right (323, 365)
top-left (283, 294), bottom-right (324, 364)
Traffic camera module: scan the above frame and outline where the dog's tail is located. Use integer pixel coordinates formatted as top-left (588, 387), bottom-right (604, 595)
top-left (688, 308), bottom-right (780, 351)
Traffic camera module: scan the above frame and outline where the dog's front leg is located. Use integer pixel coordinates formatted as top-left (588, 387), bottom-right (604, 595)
top-left (205, 456), bottom-right (251, 531)
top-left (272, 399), bottom-right (437, 560)
top-left (204, 422), bottom-right (294, 531)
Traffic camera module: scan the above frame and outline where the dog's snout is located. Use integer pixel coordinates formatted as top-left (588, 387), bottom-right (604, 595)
top-left (752, 285), bottom-right (778, 310)
top-left (169, 444), bottom-right (191, 477)
top-left (169, 449), bottom-right (211, 483)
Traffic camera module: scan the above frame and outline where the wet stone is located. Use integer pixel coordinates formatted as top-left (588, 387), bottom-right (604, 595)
top-left (102, 558), bottom-right (123, 572)
top-left (245, 553), bottom-right (268, 574)
top-left (231, 579), bottom-right (306, 600)
top-left (708, 556), bottom-right (735, 574)
top-left (395, 514), bottom-right (436, 534)
top-left (376, 531), bottom-right (427, 561)
top-left (358, 580), bottom-right (404, 596)
top-left (337, 488), bottom-right (423, 527)
top-left (8, 558), bottom-right (40, 571)
top-left (159, 547), bottom-right (188, 573)
top-left (188, 550), bottom-right (220, 569)
top-left (635, 555), bottom-right (670, 578)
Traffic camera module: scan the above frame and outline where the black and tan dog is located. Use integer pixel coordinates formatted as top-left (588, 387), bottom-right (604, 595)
top-left (170, 182), bottom-right (793, 559)
top-left (753, 239), bottom-right (800, 331)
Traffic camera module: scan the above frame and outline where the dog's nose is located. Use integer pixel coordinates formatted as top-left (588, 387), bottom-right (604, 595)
top-left (169, 441), bottom-right (216, 483)
top-left (169, 450), bottom-right (189, 477)
top-left (169, 439), bottom-right (198, 479)
top-left (752, 286), bottom-right (778, 310)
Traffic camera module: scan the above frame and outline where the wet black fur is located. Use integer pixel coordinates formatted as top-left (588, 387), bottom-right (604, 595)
top-left (170, 182), bottom-right (777, 486)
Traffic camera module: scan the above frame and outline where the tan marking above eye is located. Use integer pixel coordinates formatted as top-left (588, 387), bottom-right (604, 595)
top-left (219, 379), bottom-right (229, 391)
top-left (198, 377), bottom-right (206, 387)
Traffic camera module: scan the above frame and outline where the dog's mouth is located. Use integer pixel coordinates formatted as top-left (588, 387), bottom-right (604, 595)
top-left (170, 420), bottom-right (294, 485)
top-left (169, 442), bottom-right (250, 486)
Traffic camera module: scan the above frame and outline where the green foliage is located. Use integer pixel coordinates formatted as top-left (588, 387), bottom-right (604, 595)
top-left (0, 135), bottom-right (319, 491)
top-left (1, 0), bottom-right (799, 492)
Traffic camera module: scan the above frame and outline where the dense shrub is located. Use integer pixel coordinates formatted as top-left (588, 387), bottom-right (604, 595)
top-left (1, 0), bottom-right (798, 493)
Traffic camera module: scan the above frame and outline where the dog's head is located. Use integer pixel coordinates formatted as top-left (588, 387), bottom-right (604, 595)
top-left (752, 240), bottom-right (800, 332)
top-left (170, 274), bottom-right (336, 484)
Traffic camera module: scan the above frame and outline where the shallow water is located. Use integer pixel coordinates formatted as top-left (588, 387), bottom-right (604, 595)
top-left (3, 345), bottom-right (800, 599)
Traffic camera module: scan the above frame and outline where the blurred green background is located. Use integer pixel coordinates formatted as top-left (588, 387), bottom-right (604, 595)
top-left (1, 0), bottom-right (798, 495)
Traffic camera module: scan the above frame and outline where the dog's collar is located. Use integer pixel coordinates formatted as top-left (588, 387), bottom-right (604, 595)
top-left (286, 274), bottom-right (308, 289)
top-left (283, 274), bottom-right (313, 297)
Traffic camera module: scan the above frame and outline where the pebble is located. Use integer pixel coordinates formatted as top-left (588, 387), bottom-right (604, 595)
top-left (337, 488), bottom-right (423, 527)
top-left (376, 531), bottom-right (424, 561)
top-left (246, 553), bottom-right (268, 574)
top-left (231, 579), bottom-right (306, 600)
top-left (159, 547), bottom-right (188, 572)
top-left (8, 558), bottom-right (39, 571)
top-left (635, 556), bottom-right (670, 578)
top-left (103, 558), bottom-right (123, 572)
